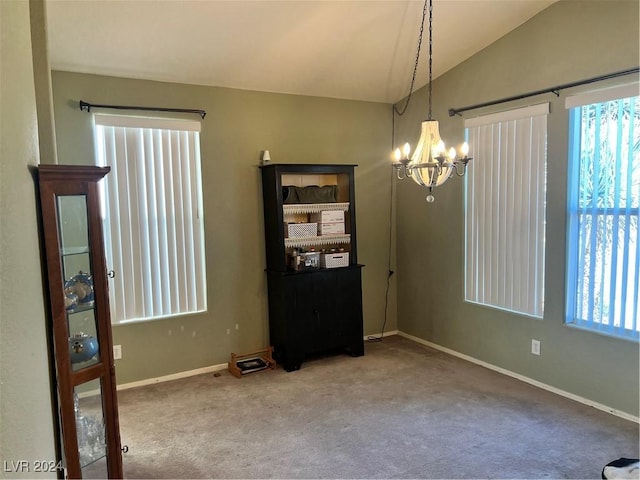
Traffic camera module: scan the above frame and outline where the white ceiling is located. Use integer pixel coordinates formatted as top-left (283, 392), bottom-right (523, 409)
top-left (45, 0), bottom-right (557, 104)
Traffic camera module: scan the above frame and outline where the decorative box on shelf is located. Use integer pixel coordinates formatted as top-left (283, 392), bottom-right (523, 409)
top-left (321, 252), bottom-right (350, 268)
top-left (318, 222), bottom-right (345, 235)
top-left (309, 210), bottom-right (345, 224)
top-left (287, 222), bottom-right (317, 238)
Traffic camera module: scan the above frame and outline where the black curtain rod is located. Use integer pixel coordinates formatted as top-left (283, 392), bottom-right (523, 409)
top-left (79, 100), bottom-right (206, 119)
top-left (448, 67), bottom-right (639, 117)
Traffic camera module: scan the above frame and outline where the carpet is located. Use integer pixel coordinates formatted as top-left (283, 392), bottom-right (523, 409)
top-left (116, 335), bottom-right (639, 479)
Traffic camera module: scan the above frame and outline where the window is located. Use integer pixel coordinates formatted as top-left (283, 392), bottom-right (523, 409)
top-left (464, 103), bottom-right (548, 318)
top-left (94, 115), bottom-right (207, 323)
top-left (565, 85), bottom-right (639, 340)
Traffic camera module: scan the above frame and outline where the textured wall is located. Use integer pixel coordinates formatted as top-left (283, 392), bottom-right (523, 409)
top-left (0, 0), bottom-right (57, 476)
top-left (51, 73), bottom-right (396, 384)
top-left (394, 0), bottom-right (640, 417)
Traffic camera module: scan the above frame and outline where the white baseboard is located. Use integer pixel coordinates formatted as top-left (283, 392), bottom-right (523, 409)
top-left (115, 332), bottom-right (638, 424)
top-left (364, 329), bottom-right (399, 340)
top-left (116, 363), bottom-right (228, 391)
top-left (397, 331), bottom-right (640, 424)
top-left (116, 333), bottom-right (398, 390)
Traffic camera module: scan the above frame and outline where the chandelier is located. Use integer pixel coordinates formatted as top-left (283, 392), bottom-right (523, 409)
top-left (392, 0), bottom-right (472, 203)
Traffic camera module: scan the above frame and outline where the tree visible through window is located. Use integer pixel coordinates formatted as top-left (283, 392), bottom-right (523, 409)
top-left (566, 87), bottom-right (639, 339)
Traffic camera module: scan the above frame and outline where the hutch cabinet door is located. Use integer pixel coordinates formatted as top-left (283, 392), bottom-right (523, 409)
top-left (35, 165), bottom-right (123, 479)
top-left (309, 269), bottom-right (344, 352)
top-left (332, 267), bottom-right (365, 357)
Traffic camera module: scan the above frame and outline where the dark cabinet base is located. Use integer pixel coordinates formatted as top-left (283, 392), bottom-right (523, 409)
top-left (267, 266), bottom-right (364, 371)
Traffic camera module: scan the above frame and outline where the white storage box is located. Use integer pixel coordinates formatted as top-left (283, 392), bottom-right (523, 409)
top-left (318, 222), bottom-right (345, 235)
top-left (287, 222), bottom-right (317, 238)
top-left (310, 210), bottom-right (345, 224)
top-left (321, 252), bottom-right (349, 268)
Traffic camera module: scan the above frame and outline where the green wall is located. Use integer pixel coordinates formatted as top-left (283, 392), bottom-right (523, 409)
top-left (394, 0), bottom-right (639, 417)
top-left (51, 72), bottom-right (396, 384)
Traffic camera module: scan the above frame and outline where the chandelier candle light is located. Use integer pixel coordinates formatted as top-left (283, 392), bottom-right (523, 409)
top-left (392, 0), bottom-right (472, 203)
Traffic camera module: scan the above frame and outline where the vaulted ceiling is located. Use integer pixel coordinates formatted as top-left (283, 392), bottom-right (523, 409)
top-left (45, 0), bottom-right (557, 104)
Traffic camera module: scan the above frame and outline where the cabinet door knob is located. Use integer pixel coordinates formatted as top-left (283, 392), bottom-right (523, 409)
top-left (107, 270), bottom-right (116, 279)
top-left (121, 445), bottom-right (129, 453)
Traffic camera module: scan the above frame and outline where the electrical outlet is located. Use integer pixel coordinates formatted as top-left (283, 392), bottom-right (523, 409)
top-left (113, 345), bottom-right (122, 360)
top-left (531, 339), bottom-right (541, 356)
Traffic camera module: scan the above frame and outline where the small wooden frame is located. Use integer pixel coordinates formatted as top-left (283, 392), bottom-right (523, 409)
top-left (228, 346), bottom-right (276, 378)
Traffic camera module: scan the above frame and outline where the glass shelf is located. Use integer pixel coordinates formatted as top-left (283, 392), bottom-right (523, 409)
top-left (67, 303), bottom-right (95, 316)
top-left (62, 246), bottom-right (90, 256)
top-left (82, 454), bottom-right (108, 474)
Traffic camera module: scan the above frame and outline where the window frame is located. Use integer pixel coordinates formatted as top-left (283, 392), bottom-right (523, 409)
top-left (464, 103), bottom-right (549, 318)
top-left (565, 84), bottom-right (639, 341)
top-left (93, 114), bottom-right (207, 324)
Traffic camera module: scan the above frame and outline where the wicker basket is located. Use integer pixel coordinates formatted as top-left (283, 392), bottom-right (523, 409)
top-left (287, 222), bottom-right (317, 238)
top-left (321, 252), bottom-right (349, 268)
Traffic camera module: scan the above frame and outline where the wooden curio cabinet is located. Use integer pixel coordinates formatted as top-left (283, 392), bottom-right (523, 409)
top-left (35, 165), bottom-right (123, 479)
top-left (260, 164), bottom-right (364, 371)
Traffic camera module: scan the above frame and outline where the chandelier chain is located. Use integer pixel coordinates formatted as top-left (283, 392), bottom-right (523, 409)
top-left (428, 0), bottom-right (433, 120)
top-left (391, 0), bottom-right (472, 203)
top-left (393, 0), bottom-right (429, 117)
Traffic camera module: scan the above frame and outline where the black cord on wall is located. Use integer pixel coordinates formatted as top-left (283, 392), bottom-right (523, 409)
top-left (367, 106), bottom-right (399, 343)
top-left (368, 2), bottom-right (428, 342)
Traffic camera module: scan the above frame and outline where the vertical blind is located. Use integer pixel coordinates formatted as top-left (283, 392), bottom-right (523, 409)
top-left (94, 114), bottom-right (206, 323)
top-left (565, 84), bottom-right (639, 339)
top-left (464, 103), bottom-right (548, 318)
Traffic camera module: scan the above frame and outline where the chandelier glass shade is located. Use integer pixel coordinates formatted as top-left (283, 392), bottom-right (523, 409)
top-left (393, 120), bottom-right (471, 202)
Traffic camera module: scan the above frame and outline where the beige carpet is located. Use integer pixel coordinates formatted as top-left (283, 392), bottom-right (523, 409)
top-left (117, 335), bottom-right (639, 479)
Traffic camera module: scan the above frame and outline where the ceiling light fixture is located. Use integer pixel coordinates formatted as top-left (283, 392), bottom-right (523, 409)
top-left (392, 0), bottom-right (472, 203)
